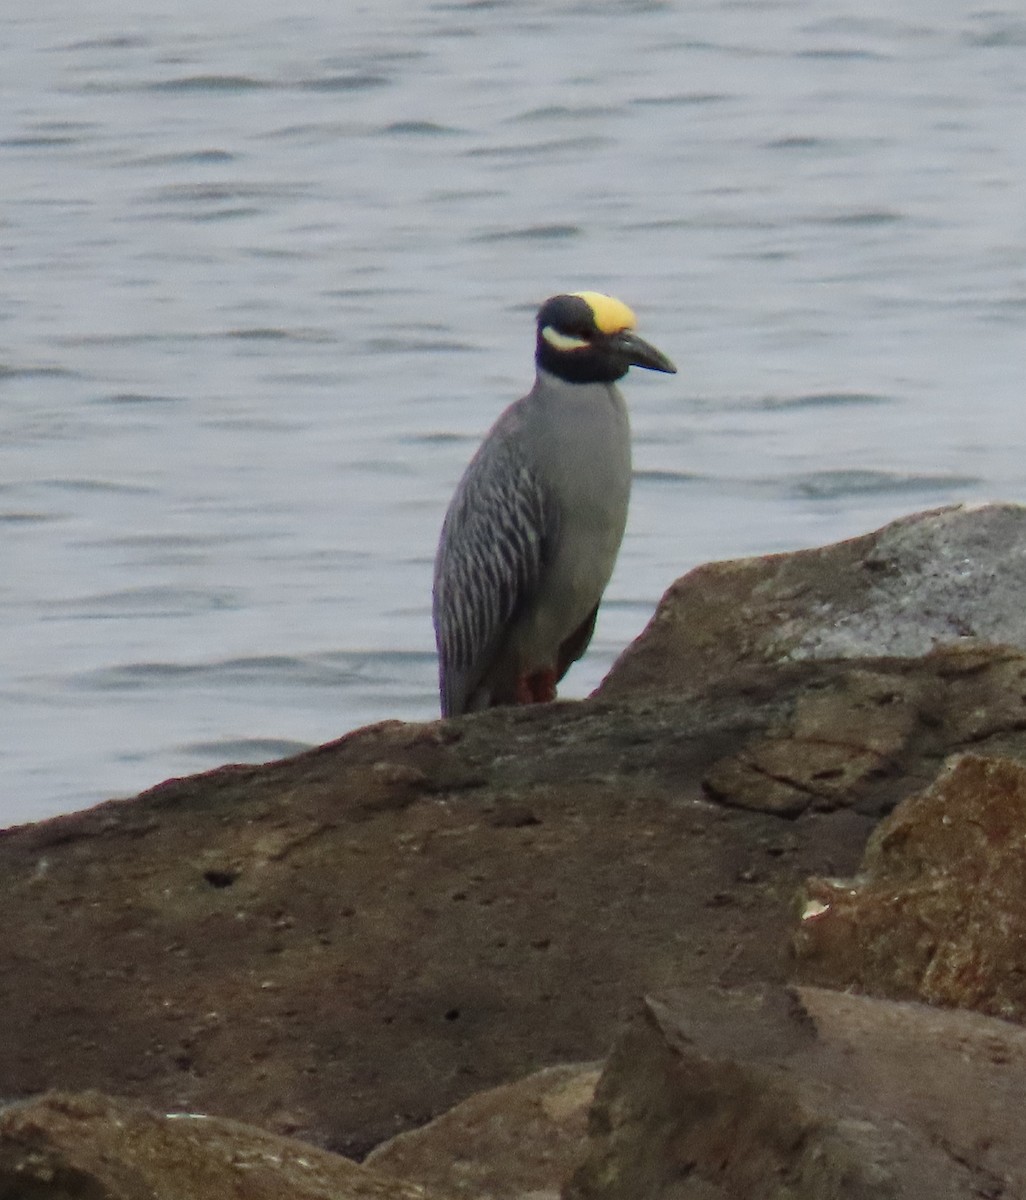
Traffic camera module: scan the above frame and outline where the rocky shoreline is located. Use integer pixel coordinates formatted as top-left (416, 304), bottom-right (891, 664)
top-left (3, 504), bottom-right (1026, 1198)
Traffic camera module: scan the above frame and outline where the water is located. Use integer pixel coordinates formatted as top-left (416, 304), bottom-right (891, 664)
top-left (3, 0), bottom-right (1025, 824)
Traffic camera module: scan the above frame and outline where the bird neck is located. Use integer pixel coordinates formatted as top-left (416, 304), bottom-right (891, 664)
top-left (533, 365), bottom-right (622, 397)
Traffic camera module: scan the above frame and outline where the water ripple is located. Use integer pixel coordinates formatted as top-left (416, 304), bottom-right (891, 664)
top-left (53, 588), bottom-right (239, 619)
top-left (42, 478), bottom-right (155, 495)
top-left (61, 35), bottom-right (148, 50)
top-left (472, 224), bottom-right (581, 242)
top-left (808, 209), bottom-right (905, 227)
top-left (0, 511), bottom-right (62, 525)
top-left (788, 471), bottom-right (979, 500)
top-left (509, 104), bottom-right (621, 122)
top-left (631, 91), bottom-right (730, 107)
top-left (77, 651), bottom-right (436, 691)
top-left (97, 392), bottom-right (186, 406)
top-left (634, 468), bottom-right (706, 484)
top-left (225, 327), bottom-right (334, 343)
top-left (464, 137), bottom-right (609, 159)
top-left (796, 47), bottom-right (887, 61)
top-left (177, 737), bottom-right (313, 761)
top-left (362, 337), bottom-right (476, 354)
top-left (965, 21), bottom-right (1026, 48)
top-left (0, 364), bottom-right (78, 382)
top-left (0, 134), bottom-right (80, 148)
top-left (758, 392), bottom-right (893, 411)
top-left (381, 120), bottom-right (460, 136)
top-left (144, 182), bottom-right (302, 205)
top-left (129, 149), bottom-right (236, 167)
top-left (295, 73), bottom-right (390, 92)
top-left (78, 72), bottom-right (393, 95)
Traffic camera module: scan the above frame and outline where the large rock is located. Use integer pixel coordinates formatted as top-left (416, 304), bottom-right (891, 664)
top-left (0, 1090), bottom-right (443, 1200)
top-left (366, 1062), bottom-right (600, 1199)
top-left (794, 753), bottom-right (1026, 1021)
top-left (566, 985), bottom-right (1026, 1199)
top-left (601, 503), bottom-right (1026, 697)
top-left (6, 504), bottom-right (1026, 1162)
top-left (1, 696), bottom-right (871, 1157)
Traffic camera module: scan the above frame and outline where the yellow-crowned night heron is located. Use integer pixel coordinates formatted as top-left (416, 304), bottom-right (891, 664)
top-left (433, 291), bottom-right (676, 716)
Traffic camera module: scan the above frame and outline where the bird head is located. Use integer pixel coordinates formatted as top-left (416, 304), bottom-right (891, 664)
top-left (535, 291), bottom-right (677, 384)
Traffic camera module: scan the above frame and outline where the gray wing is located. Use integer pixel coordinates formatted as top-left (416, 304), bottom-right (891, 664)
top-left (433, 431), bottom-right (554, 717)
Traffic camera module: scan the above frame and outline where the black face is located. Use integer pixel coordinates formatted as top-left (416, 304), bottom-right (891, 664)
top-left (535, 294), bottom-right (614, 383)
top-left (534, 294), bottom-right (677, 385)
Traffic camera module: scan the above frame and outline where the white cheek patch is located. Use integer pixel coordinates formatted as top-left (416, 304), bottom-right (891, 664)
top-left (541, 325), bottom-right (589, 353)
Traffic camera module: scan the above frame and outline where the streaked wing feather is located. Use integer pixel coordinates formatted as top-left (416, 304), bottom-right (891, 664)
top-left (433, 436), bottom-right (552, 716)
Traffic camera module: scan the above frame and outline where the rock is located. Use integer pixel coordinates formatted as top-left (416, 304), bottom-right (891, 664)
top-left (794, 753), bottom-right (1026, 1021)
top-left (366, 1062), bottom-right (600, 1199)
top-left (7, 504), bottom-right (1026, 1163)
top-left (601, 503), bottom-right (1026, 697)
top-left (701, 645), bottom-right (1026, 818)
top-left (0, 1089), bottom-right (444, 1200)
top-left (8, 652), bottom-right (1026, 1154)
top-left (0, 684), bottom-right (879, 1157)
top-left (566, 985), bottom-right (1026, 1200)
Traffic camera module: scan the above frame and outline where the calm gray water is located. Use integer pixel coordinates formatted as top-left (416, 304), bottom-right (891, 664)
top-left (3, 0), bottom-right (1025, 824)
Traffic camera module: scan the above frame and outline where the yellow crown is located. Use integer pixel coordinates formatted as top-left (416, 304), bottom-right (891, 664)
top-left (571, 291), bottom-right (637, 335)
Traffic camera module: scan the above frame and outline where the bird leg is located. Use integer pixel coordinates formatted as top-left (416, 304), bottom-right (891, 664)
top-left (516, 668), bottom-right (558, 705)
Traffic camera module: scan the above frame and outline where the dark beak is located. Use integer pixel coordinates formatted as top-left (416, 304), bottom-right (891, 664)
top-left (609, 329), bottom-right (677, 374)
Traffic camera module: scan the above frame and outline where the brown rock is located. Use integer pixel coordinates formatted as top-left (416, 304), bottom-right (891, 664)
top-left (601, 502), bottom-right (1026, 697)
top-left (566, 985), bottom-right (1026, 1199)
top-left (0, 685), bottom-right (880, 1157)
top-left (8, 505), bottom-right (1026, 1164)
top-left (0, 1090), bottom-right (442, 1200)
top-left (794, 753), bottom-right (1026, 1021)
top-left (701, 645), bottom-right (1026, 818)
top-left (8, 649), bottom-right (1026, 1156)
top-left (366, 1062), bottom-right (600, 1199)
